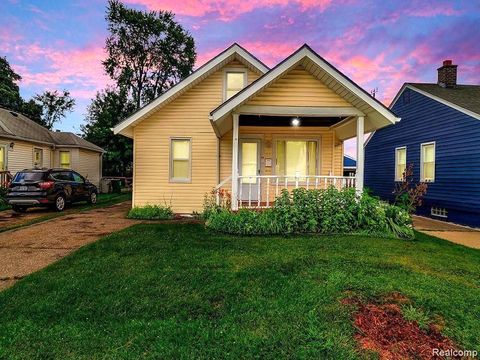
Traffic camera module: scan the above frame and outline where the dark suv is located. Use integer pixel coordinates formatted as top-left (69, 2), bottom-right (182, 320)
top-left (6, 168), bottom-right (98, 212)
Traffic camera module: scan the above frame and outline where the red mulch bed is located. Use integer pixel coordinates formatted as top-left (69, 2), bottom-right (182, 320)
top-left (343, 293), bottom-right (460, 360)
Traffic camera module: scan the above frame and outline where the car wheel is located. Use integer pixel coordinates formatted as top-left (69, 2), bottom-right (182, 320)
top-left (88, 192), bottom-right (97, 205)
top-left (54, 195), bottom-right (66, 212)
top-left (12, 205), bottom-right (27, 213)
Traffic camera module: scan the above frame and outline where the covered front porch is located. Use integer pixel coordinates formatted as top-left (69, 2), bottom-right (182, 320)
top-left (214, 106), bottom-right (366, 210)
top-left (209, 46), bottom-right (400, 210)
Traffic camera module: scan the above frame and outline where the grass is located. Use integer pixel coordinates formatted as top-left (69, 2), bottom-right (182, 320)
top-left (0, 224), bottom-right (479, 359)
top-left (0, 192), bottom-right (131, 233)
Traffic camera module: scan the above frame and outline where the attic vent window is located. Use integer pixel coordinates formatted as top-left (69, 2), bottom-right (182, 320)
top-left (224, 71), bottom-right (246, 100)
top-left (431, 207), bottom-right (448, 218)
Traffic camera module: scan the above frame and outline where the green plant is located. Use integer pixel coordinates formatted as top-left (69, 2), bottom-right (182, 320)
top-left (402, 305), bottom-right (431, 330)
top-left (205, 187), bottom-right (414, 240)
top-left (393, 164), bottom-right (428, 213)
top-left (127, 204), bottom-right (174, 220)
top-left (202, 189), bottom-right (231, 221)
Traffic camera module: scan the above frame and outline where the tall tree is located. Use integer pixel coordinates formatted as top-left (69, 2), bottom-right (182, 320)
top-left (103, 0), bottom-right (196, 109)
top-left (0, 56), bottom-right (23, 111)
top-left (81, 88), bottom-right (135, 176)
top-left (33, 90), bottom-right (75, 129)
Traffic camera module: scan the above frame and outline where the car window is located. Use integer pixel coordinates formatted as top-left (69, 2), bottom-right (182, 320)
top-left (13, 172), bottom-right (46, 182)
top-left (72, 172), bottom-right (84, 183)
top-left (51, 171), bottom-right (73, 181)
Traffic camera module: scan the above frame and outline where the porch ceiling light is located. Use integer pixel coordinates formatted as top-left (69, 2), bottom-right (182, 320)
top-left (291, 117), bottom-right (300, 127)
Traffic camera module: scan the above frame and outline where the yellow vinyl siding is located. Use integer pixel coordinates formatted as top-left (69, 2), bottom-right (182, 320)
top-left (133, 60), bottom-right (261, 213)
top-left (77, 149), bottom-right (102, 187)
top-left (246, 66), bottom-right (352, 107)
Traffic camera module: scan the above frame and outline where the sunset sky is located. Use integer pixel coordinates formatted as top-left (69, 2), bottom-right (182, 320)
top-left (1, 0), bottom-right (479, 156)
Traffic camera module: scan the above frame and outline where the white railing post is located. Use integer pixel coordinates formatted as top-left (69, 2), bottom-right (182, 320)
top-left (356, 116), bottom-right (365, 195)
top-left (231, 113), bottom-right (240, 210)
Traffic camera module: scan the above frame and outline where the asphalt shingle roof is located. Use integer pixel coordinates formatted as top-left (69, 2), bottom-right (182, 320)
top-left (0, 108), bottom-right (104, 152)
top-left (408, 83), bottom-right (480, 116)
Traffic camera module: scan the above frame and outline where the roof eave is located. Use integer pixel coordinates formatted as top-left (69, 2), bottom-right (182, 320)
top-left (112, 44), bottom-right (269, 136)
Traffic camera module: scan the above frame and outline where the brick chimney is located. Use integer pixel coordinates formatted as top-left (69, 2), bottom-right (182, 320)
top-left (437, 60), bottom-right (457, 88)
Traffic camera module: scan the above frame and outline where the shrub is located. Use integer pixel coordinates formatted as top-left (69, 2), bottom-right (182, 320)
top-left (127, 204), bottom-right (174, 220)
top-left (393, 164), bottom-right (428, 213)
top-left (205, 187), bottom-right (414, 240)
top-left (202, 188), bottom-right (231, 221)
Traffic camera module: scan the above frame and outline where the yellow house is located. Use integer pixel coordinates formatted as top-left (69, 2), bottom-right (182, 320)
top-left (114, 44), bottom-right (400, 213)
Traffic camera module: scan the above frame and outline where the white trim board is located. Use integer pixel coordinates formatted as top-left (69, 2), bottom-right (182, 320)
top-left (391, 84), bottom-right (480, 121)
top-left (113, 44), bottom-right (269, 138)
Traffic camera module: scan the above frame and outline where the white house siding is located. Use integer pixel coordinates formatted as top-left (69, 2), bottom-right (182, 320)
top-left (77, 149), bottom-right (101, 187)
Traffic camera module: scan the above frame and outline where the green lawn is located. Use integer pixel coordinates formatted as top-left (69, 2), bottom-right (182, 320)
top-left (0, 224), bottom-right (479, 359)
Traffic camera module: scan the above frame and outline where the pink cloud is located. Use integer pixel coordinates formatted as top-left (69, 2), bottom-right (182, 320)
top-left (124, 0), bottom-right (333, 20)
top-left (6, 43), bottom-right (110, 99)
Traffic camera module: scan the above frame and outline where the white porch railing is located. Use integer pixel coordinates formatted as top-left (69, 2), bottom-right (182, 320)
top-left (216, 175), bottom-right (356, 209)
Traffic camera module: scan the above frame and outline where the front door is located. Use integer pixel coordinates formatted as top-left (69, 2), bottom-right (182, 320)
top-left (33, 148), bottom-right (43, 168)
top-left (239, 139), bottom-right (261, 202)
top-left (0, 145), bottom-right (6, 171)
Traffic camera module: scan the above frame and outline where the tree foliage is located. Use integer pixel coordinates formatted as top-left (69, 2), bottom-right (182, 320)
top-left (81, 0), bottom-right (197, 176)
top-left (103, 0), bottom-right (196, 109)
top-left (81, 89), bottom-right (135, 176)
top-left (0, 55), bottom-right (72, 128)
top-left (0, 56), bottom-right (23, 111)
top-left (33, 90), bottom-right (76, 129)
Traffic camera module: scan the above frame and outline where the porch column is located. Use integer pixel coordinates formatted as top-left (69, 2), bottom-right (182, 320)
top-left (355, 116), bottom-right (364, 194)
top-left (231, 113), bottom-right (240, 210)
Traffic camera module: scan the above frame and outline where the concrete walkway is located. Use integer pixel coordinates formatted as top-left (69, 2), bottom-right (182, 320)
top-left (0, 201), bottom-right (137, 290)
top-left (413, 216), bottom-right (480, 249)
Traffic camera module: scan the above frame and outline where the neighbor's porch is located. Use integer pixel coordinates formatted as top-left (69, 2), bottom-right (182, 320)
top-left (215, 109), bottom-right (365, 210)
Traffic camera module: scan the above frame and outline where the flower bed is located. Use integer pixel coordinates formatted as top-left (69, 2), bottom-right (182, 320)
top-left (204, 188), bottom-right (413, 239)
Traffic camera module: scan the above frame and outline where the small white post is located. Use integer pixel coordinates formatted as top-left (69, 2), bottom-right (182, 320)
top-left (231, 113), bottom-right (240, 210)
top-left (356, 116), bottom-right (365, 195)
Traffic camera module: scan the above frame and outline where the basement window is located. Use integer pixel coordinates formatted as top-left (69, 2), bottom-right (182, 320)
top-left (431, 207), bottom-right (448, 218)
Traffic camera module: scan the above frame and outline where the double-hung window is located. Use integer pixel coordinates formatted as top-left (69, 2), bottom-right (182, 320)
top-left (170, 138), bottom-right (191, 182)
top-left (275, 140), bottom-right (318, 180)
top-left (421, 142), bottom-right (435, 182)
top-left (395, 147), bottom-right (406, 181)
top-left (225, 71), bottom-right (246, 100)
top-left (59, 151), bottom-right (71, 169)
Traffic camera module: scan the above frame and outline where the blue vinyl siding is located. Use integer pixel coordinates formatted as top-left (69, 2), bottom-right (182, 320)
top-left (343, 156), bottom-right (356, 167)
top-left (365, 88), bottom-right (480, 227)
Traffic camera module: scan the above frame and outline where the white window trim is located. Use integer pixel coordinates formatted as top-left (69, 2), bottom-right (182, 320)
top-left (420, 141), bottom-right (436, 183)
top-left (394, 146), bottom-right (406, 181)
top-left (223, 68), bottom-right (247, 101)
top-left (169, 137), bottom-right (192, 183)
top-left (273, 137), bottom-right (321, 178)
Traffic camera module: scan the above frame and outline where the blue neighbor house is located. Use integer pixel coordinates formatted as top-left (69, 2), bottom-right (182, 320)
top-left (365, 60), bottom-right (480, 227)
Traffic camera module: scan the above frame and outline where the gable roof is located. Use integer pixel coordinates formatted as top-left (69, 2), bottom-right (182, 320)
top-left (0, 108), bottom-right (104, 153)
top-left (49, 131), bottom-right (104, 152)
top-left (210, 45), bottom-right (399, 130)
top-left (391, 83), bottom-right (480, 121)
top-left (113, 43), bottom-right (269, 137)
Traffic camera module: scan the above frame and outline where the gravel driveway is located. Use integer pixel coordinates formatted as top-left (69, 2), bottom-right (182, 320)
top-left (0, 201), bottom-right (137, 290)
